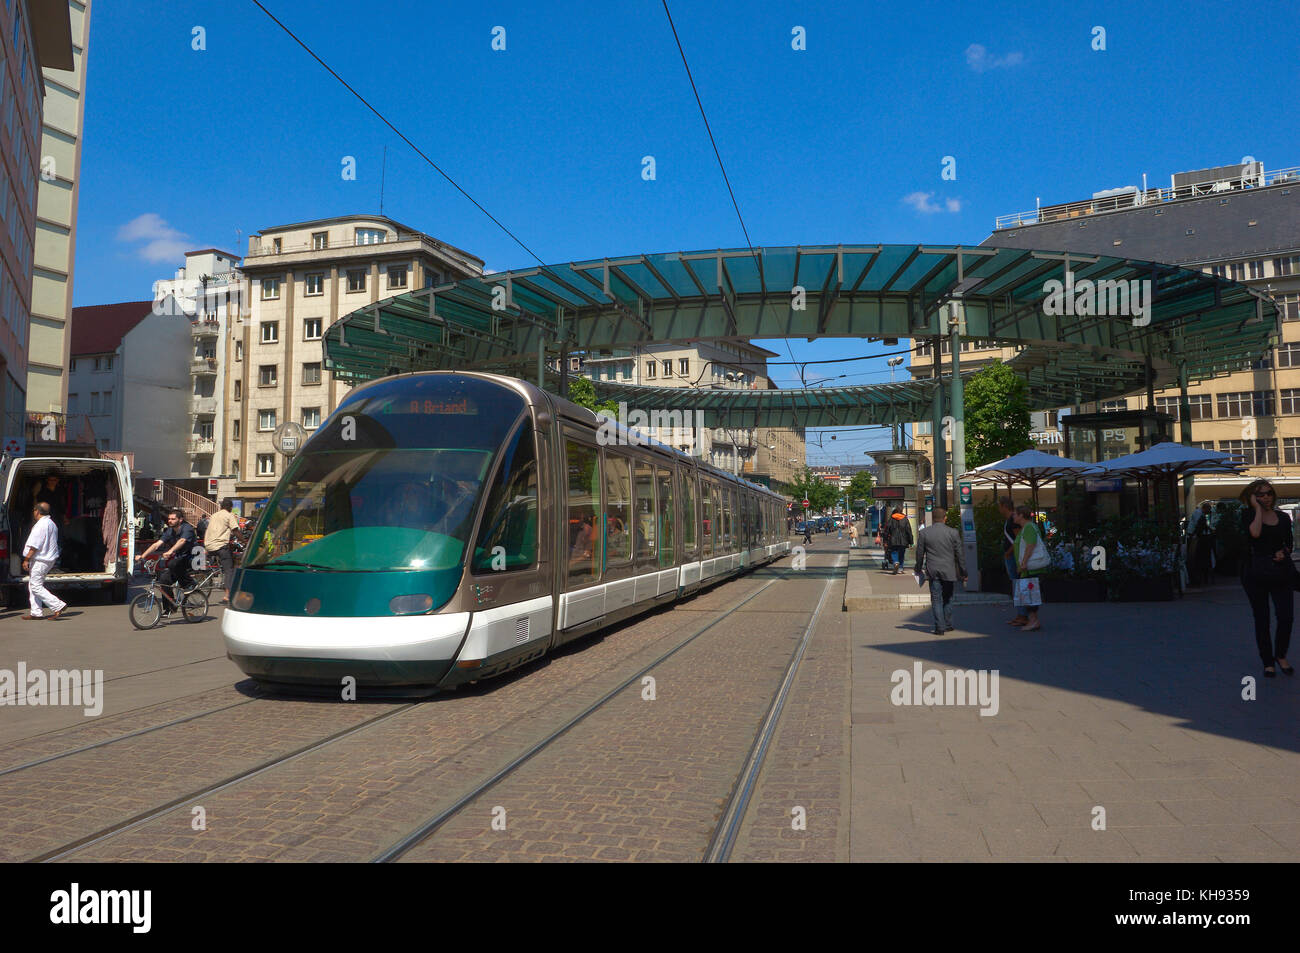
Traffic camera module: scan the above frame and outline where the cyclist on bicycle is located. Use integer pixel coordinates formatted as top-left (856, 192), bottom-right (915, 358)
top-left (136, 506), bottom-right (198, 612)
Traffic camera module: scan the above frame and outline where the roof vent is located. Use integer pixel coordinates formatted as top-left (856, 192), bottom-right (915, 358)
top-left (1185, 228), bottom-right (1195, 236)
top-left (1248, 220), bottom-right (1258, 227)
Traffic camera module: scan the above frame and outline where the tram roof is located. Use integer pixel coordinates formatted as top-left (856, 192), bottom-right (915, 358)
top-left (323, 244), bottom-right (1277, 427)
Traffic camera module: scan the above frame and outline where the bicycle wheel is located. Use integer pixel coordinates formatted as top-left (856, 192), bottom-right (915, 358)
top-left (128, 591), bottom-right (163, 630)
top-left (181, 588), bottom-right (209, 623)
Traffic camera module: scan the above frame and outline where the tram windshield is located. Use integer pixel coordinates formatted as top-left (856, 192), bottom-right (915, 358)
top-left (245, 375), bottom-right (526, 573)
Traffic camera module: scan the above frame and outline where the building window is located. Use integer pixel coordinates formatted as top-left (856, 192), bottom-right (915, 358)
top-left (257, 454), bottom-right (275, 476)
top-left (1154, 396), bottom-right (1181, 420)
top-left (1281, 389), bottom-right (1300, 415)
top-left (1209, 265), bottom-right (1227, 279)
top-left (70, 358), bottom-right (77, 372)
top-left (1278, 293), bottom-right (1300, 322)
top-left (1217, 391), bottom-right (1273, 418)
top-left (1274, 255), bottom-right (1299, 276)
top-left (272, 237), bottom-right (282, 253)
top-left (424, 268), bottom-right (441, 288)
top-left (303, 362), bottom-right (321, 385)
top-left (234, 381), bottom-right (242, 400)
top-left (90, 392), bottom-right (100, 413)
top-left (354, 228), bottom-right (386, 245)
top-left (1229, 263), bottom-right (1245, 281)
top-left (232, 419), bottom-right (241, 439)
top-left (1219, 439), bottom-right (1277, 467)
top-left (645, 361), bottom-right (656, 379)
top-left (104, 356), bottom-right (113, 371)
top-left (1186, 394), bottom-right (1212, 420)
top-left (304, 317), bottom-right (322, 340)
top-left (1278, 343), bottom-right (1300, 368)
top-left (1099, 399), bottom-right (1127, 412)
top-left (388, 265), bottom-right (408, 289)
top-left (259, 365), bottom-right (277, 386)
top-left (232, 458), bottom-right (240, 478)
top-left (1249, 350), bottom-right (1273, 370)
top-left (235, 341), bottom-right (243, 362)
top-left (661, 359), bottom-right (672, 376)
top-left (621, 362), bottom-right (632, 380)
top-left (1286, 438), bottom-right (1300, 464)
top-left (305, 273), bottom-right (324, 296)
top-left (93, 356), bottom-right (101, 371)
top-left (258, 409), bottom-right (276, 431)
top-left (347, 269), bottom-right (365, 293)
top-left (262, 277), bottom-right (281, 300)
top-left (679, 358), bottom-right (689, 376)
top-left (67, 393), bottom-right (78, 413)
top-left (302, 407), bottom-right (321, 430)
top-left (1248, 260), bottom-right (1266, 279)
top-left (311, 231), bottom-right (328, 250)
top-left (198, 421), bottom-right (214, 440)
top-left (260, 321), bottom-right (278, 344)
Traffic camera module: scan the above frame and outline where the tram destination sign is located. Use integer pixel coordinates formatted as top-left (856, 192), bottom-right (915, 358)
top-left (873, 486), bottom-right (906, 500)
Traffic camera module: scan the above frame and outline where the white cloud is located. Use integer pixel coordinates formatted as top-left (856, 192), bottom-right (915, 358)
top-left (902, 192), bottom-right (961, 215)
top-left (116, 213), bottom-right (190, 263)
top-left (965, 43), bottom-right (1024, 72)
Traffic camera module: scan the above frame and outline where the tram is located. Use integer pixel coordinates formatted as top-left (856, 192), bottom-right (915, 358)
top-left (222, 372), bottom-right (791, 693)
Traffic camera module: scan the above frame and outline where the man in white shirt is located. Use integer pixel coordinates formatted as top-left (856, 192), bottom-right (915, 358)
top-left (22, 502), bottom-right (67, 620)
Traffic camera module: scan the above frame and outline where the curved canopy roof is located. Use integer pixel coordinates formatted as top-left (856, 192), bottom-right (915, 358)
top-left (323, 244), bottom-right (1277, 427)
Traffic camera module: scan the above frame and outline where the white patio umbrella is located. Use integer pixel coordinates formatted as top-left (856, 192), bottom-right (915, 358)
top-left (1095, 443), bottom-right (1246, 523)
top-left (960, 449), bottom-right (1104, 510)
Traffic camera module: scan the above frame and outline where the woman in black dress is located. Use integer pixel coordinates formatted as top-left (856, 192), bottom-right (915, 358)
top-left (1240, 479), bottom-right (1295, 677)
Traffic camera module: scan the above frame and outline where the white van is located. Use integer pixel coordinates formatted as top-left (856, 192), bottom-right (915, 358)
top-left (0, 453), bottom-right (136, 606)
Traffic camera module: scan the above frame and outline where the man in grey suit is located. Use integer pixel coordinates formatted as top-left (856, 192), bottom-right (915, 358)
top-left (914, 508), bottom-right (967, 634)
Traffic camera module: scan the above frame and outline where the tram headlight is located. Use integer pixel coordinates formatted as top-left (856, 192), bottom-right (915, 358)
top-left (231, 591), bottom-right (254, 611)
top-left (389, 593), bottom-right (434, 615)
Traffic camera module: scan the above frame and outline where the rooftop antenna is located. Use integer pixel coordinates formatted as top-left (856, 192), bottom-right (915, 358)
top-left (380, 145), bottom-right (387, 215)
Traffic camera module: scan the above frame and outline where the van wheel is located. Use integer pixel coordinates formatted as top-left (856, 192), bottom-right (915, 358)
top-left (111, 580), bottom-right (128, 604)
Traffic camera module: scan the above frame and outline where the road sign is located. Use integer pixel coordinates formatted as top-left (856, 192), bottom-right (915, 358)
top-left (924, 495), bottom-right (934, 513)
top-left (274, 421), bottom-right (308, 458)
top-left (2, 436), bottom-right (25, 457)
top-left (802, 499), bottom-right (810, 508)
top-left (959, 482), bottom-right (972, 505)
top-left (152, 479), bottom-right (163, 502)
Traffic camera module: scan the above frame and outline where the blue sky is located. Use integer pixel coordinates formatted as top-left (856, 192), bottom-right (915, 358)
top-left (72, 0), bottom-right (1300, 462)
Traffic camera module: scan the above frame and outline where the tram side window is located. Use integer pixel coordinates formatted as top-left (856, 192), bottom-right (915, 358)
top-left (566, 440), bottom-right (601, 585)
top-left (471, 423), bottom-right (538, 573)
top-left (681, 471), bottom-right (697, 556)
top-left (604, 452), bottom-right (633, 567)
top-left (701, 481), bottom-right (714, 558)
top-left (633, 459), bottom-right (656, 568)
top-left (713, 485), bottom-right (723, 553)
top-left (656, 467), bottom-right (674, 567)
top-left (722, 488), bottom-right (733, 552)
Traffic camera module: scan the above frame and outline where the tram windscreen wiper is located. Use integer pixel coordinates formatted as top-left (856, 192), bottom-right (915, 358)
top-left (262, 559), bottom-right (338, 570)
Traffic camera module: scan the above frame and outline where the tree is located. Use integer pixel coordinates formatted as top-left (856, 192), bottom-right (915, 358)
top-left (565, 376), bottom-right (619, 417)
top-left (963, 360), bottom-right (1032, 469)
top-left (786, 468), bottom-right (839, 513)
top-left (847, 470), bottom-right (874, 511)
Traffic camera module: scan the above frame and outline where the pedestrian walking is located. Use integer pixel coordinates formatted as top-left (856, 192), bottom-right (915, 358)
top-left (1012, 505), bottom-right (1047, 631)
top-left (802, 517), bottom-right (813, 546)
top-left (999, 496), bottom-right (1027, 626)
top-left (203, 499), bottom-right (243, 605)
top-left (884, 506), bottom-right (913, 574)
top-left (1239, 479), bottom-right (1295, 677)
top-left (20, 502), bottom-right (66, 620)
top-left (1189, 501), bottom-right (1215, 587)
top-left (849, 520), bottom-right (859, 548)
top-left (914, 507), bottom-right (967, 634)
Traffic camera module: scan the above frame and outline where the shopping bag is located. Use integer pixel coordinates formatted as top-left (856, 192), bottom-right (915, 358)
top-left (1014, 576), bottom-right (1043, 607)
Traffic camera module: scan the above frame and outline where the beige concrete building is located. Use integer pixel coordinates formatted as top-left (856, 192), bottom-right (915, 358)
top-left (26, 0), bottom-right (89, 416)
top-left (579, 340), bottom-right (806, 488)
top-left (912, 160), bottom-right (1300, 504)
top-left (0, 0), bottom-right (74, 439)
top-left (233, 215), bottom-right (483, 502)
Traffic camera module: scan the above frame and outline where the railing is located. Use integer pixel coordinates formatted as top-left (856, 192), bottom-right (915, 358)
top-left (186, 438), bottom-right (215, 455)
top-left (246, 232), bottom-right (427, 258)
top-left (191, 356), bottom-right (218, 374)
top-left (994, 164), bottom-right (1300, 231)
top-left (190, 397), bottom-right (218, 416)
top-left (158, 482), bottom-right (219, 521)
top-left (190, 319), bottom-right (220, 336)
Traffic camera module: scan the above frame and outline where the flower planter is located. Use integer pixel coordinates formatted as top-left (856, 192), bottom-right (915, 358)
top-left (1109, 573), bottom-right (1178, 602)
top-left (1040, 576), bottom-right (1107, 603)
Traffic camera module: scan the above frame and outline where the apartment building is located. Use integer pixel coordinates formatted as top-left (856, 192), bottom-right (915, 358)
top-left (0, 0), bottom-right (74, 441)
top-left (233, 215), bottom-right (483, 502)
top-left (26, 0), bottom-right (89, 417)
top-left (912, 160), bottom-right (1300, 501)
top-left (67, 299), bottom-right (189, 474)
top-left (579, 340), bottom-right (806, 487)
top-left (150, 249), bottom-right (244, 489)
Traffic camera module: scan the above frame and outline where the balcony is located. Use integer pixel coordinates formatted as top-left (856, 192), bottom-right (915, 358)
top-left (187, 438), bottom-right (215, 455)
top-left (191, 356), bottom-right (218, 375)
top-left (190, 396), bottom-right (218, 416)
top-left (191, 319), bottom-right (220, 338)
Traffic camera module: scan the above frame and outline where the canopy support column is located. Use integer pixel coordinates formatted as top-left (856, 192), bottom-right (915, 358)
top-left (932, 336), bottom-right (947, 509)
top-left (950, 299), bottom-right (966, 508)
top-left (1178, 358), bottom-right (1195, 514)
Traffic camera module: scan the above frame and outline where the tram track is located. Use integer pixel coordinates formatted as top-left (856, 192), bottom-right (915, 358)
top-left (373, 552), bottom-right (843, 863)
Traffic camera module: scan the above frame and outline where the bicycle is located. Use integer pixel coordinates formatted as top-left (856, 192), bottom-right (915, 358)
top-left (128, 557), bottom-right (209, 629)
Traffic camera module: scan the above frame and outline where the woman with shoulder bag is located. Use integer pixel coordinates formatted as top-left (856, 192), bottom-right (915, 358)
top-left (1013, 505), bottom-right (1049, 631)
top-left (1240, 479), bottom-right (1295, 677)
